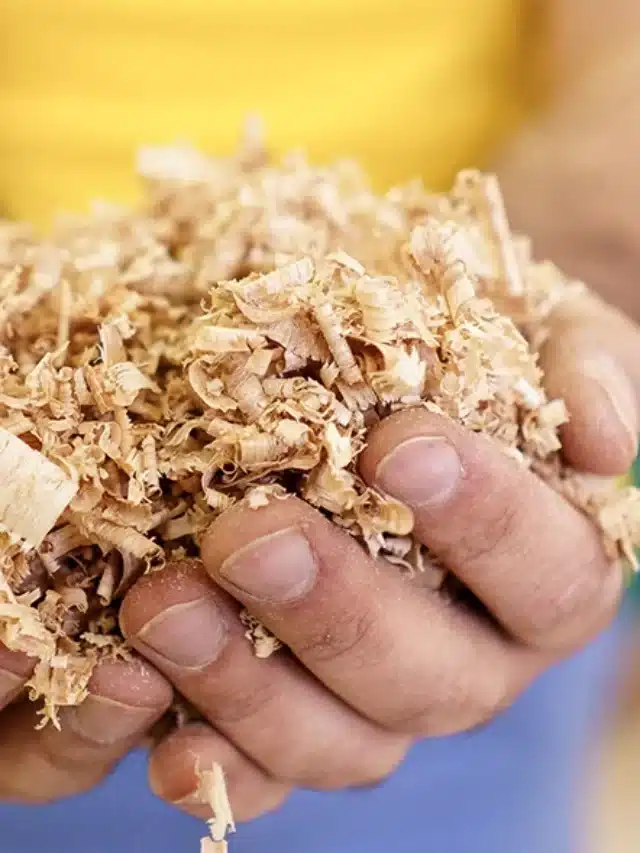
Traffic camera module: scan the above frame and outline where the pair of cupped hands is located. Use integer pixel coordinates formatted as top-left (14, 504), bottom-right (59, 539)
top-left (0, 292), bottom-right (638, 821)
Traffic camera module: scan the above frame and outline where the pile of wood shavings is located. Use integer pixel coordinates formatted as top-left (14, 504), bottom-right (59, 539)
top-left (0, 128), bottom-right (639, 727)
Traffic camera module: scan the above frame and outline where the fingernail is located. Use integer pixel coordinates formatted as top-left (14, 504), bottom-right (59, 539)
top-left (148, 773), bottom-right (204, 810)
top-left (136, 597), bottom-right (228, 669)
top-left (374, 436), bottom-right (462, 507)
top-left (581, 356), bottom-right (638, 454)
top-left (66, 695), bottom-right (156, 746)
top-left (172, 790), bottom-right (206, 808)
top-left (219, 528), bottom-right (317, 602)
top-left (0, 668), bottom-right (24, 705)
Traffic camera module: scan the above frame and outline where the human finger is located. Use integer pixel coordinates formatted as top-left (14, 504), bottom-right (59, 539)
top-left (359, 408), bottom-right (623, 652)
top-left (541, 295), bottom-right (639, 474)
top-left (148, 722), bottom-right (290, 822)
top-left (0, 657), bottom-right (172, 802)
top-left (201, 501), bottom-right (540, 736)
top-left (121, 559), bottom-right (409, 787)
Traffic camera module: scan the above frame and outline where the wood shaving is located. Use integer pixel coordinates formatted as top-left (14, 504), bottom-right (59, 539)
top-left (0, 428), bottom-right (77, 550)
top-left (197, 763), bottom-right (236, 853)
top-left (0, 127), bottom-right (637, 723)
top-left (239, 609), bottom-right (282, 658)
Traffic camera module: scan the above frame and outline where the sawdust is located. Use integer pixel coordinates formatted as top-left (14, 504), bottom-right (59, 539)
top-left (0, 125), bottom-right (637, 726)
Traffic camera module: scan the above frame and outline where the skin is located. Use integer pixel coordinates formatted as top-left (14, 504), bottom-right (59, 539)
top-left (550, 0), bottom-right (640, 88)
top-left (2, 0), bottom-right (640, 825)
top-left (498, 0), bottom-right (640, 322)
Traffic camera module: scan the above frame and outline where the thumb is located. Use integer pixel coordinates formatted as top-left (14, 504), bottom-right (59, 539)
top-left (0, 657), bottom-right (172, 803)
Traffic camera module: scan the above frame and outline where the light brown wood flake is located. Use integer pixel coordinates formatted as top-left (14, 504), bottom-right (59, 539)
top-left (198, 763), bottom-right (236, 851)
top-left (0, 129), bottom-right (636, 731)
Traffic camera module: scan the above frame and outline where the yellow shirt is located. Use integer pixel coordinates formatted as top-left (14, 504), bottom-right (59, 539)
top-left (0, 0), bottom-right (532, 226)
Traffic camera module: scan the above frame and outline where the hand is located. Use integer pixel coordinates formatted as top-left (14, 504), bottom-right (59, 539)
top-left (539, 294), bottom-right (639, 475)
top-left (496, 40), bottom-right (640, 323)
top-left (119, 296), bottom-right (638, 824)
top-left (0, 647), bottom-right (171, 803)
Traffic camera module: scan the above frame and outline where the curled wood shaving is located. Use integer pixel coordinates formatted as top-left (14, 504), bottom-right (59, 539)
top-left (0, 129), bottom-right (637, 726)
top-left (0, 428), bottom-right (77, 550)
top-left (198, 763), bottom-right (236, 853)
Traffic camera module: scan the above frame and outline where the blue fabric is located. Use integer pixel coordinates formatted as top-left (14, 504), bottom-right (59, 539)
top-left (0, 615), bottom-right (625, 853)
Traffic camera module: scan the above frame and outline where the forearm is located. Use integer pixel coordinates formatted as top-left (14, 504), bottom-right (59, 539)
top-left (496, 0), bottom-right (640, 320)
top-left (550, 0), bottom-right (640, 88)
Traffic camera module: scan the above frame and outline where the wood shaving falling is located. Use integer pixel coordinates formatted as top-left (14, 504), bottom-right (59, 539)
top-left (0, 127), bottom-right (638, 722)
top-left (198, 763), bottom-right (236, 853)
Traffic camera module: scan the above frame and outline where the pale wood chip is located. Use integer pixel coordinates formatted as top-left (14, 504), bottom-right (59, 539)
top-left (0, 429), bottom-right (77, 550)
top-left (0, 127), bottom-right (637, 759)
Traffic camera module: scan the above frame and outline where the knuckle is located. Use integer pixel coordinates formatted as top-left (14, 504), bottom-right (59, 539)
top-left (546, 573), bottom-right (600, 635)
top-left (235, 786), bottom-right (291, 824)
top-left (384, 668), bottom-right (511, 737)
top-left (281, 737), bottom-right (408, 790)
top-left (270, 745), bottom-right (338, 787)
top-left (467, 673), bottom-right (515, 729)
top-left (295, 606), bottom-right (381, 668)
top-left (349, 738), bottom-right (410, 787)
top-left (266, 745), bottom-right (325, 785)
top-left (209, 678), bottom-right (281, 727)
top-left (456, 494), bottom-right (522, 569)
top-left (531, 558), bottom-right (623, 651)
